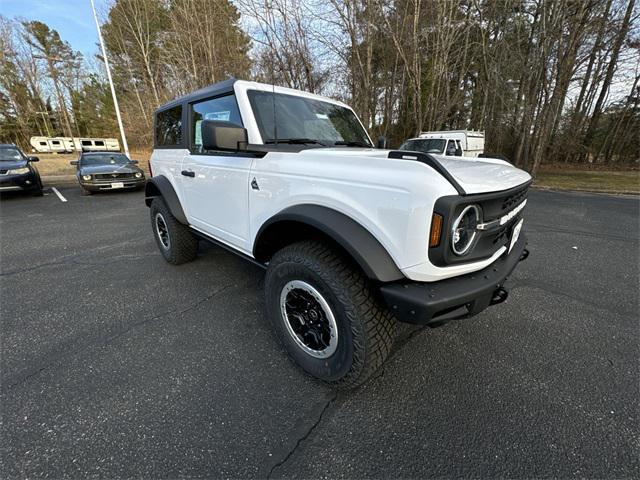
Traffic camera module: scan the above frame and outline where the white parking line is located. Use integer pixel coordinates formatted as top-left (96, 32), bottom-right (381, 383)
top-left (51, 187), bottom-right (67, 203)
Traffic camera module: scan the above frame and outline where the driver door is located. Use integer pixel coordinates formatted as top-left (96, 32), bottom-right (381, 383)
top-left (180, 94), bottom-right (253, 253)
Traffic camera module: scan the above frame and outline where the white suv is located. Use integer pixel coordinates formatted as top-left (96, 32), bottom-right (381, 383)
top-left (145, 79), bottom-right (531, 388)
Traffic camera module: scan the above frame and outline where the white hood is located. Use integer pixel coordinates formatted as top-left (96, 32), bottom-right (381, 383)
top-left (300, 148), bottom-right (531, 195)
top-left (432, 154), bottom-right (531, 194)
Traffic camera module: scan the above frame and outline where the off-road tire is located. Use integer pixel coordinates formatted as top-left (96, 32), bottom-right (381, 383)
top-left (150, 197), bottom-right (198, 265)
top-left (265, 241), bottom-right (396, 388)
top-left (81, 187), bottom-right (92, 196)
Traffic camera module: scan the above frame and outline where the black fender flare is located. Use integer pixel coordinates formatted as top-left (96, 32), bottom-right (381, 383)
top-left (254, 204), bottom-right (404, 282)
top-left (144, 175), bottom-right (188, 225)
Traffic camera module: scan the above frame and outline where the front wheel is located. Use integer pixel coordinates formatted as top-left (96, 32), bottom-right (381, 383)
top-left (32, 176), bottom-right (44, 196)
top-left (265, 241), bottom-right (396, 388)
top-left (150, 197), bottom-right (198, 264)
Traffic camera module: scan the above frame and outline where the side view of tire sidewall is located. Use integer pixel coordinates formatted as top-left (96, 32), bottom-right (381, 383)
top-left (150, 199), bottom-right (173, 262)
top-left (149, 197), bottom-right (198, 265)
top-left (265, 256), bottom-right (358, 383)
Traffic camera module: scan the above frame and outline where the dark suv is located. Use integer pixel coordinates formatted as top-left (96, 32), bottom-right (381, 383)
top-left (0, 144), bottom-right (43, 196)
top-left (71, 151), bottom-right (145, 195)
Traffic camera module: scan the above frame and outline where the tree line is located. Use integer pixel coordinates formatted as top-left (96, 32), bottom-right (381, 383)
top-left (1, 0), bottom-right (638, 173)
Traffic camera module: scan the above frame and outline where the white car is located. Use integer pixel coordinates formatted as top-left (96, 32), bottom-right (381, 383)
top-left (145, 79), bottom-right (532, 388)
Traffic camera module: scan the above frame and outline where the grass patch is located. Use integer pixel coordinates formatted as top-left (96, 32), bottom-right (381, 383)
top-left (534, 169), bottom-right (639, 194)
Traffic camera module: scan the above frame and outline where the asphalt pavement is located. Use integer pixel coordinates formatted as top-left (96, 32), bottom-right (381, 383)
top-left (0, 185), bottom-right (638, 478)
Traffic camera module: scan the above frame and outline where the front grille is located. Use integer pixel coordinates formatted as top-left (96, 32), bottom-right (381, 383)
top-left (94, 173), bottom-right (137, 180)
top-left (502, 186), bottom-right (528, 211)
top-left (480, 184), bottom-right (529, 221)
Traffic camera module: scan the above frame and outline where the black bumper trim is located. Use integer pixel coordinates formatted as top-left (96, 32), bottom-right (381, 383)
top-left (380, 234), bottom-right (528, 324)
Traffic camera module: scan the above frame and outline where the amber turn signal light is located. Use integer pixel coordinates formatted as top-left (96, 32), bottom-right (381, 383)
top-left (429, 213), bottom-right (443, 248)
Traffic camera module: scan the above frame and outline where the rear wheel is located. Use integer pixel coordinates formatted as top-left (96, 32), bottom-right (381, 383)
top-left (150, 197), bottom-right (198, 264)
top-left (265, 241), bottom-right (396, 388)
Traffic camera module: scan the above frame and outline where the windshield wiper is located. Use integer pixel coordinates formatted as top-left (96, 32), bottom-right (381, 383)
top-left (264, 138), bottom-right (326, 145)
top-left (333, 140), bottom-right (371, 147)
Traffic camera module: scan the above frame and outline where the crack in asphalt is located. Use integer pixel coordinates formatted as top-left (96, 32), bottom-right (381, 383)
top-left (1, 253), bottom-right (159, 276)
top-left (266, 391), bottom-right (338, 479)
top-left (0, 239), bottom-right (153, 276)
top-left (526, 223), bottom-right (637, 243)
top-left (509, 279), bottom-right (638, 319)
top-left (0, 283), bottom-right (235, 393)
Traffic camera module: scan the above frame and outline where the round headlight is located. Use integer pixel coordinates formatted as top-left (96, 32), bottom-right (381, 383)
top-left (135, 172), bottom-right (143, 178)
top-left (82, 174), bottom-right (91, 181)
top-left (451, 205), bottom-right (480, 255)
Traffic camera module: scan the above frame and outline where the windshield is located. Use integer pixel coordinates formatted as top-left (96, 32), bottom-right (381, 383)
top-left (81, 153), bottom-right (131, 166)
top-left (399, 139), bottom-right (446, 154)
top-left (248, 90), bottom-right (372, 147)
top-left (0, 147), bottom-right (25, 161)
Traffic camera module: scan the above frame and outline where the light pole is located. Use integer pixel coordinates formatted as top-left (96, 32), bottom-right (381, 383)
top-left (90, 0), bottom-right (129, 156)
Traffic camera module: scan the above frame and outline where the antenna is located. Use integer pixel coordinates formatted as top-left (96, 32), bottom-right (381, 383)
top-left (271, 68), bottom-right (278, 145)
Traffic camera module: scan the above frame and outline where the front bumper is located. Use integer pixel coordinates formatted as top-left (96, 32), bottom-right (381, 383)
top-left (380, 234), bottom-right (529, 324)
top-left (81, 178), bottom-right (145, 191)
top-left (0, 173), bottom-right (39, 191)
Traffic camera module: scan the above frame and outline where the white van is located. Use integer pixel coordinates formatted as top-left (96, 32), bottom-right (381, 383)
top-left (401, 130), bottom-right (485, 158)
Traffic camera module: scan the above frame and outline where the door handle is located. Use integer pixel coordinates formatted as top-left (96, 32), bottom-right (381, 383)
top-left (181, 170), bottom-right (195, 177)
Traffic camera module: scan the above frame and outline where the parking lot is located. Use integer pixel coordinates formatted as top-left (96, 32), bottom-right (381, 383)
top-left (0, 185), bottom-right (638, 478)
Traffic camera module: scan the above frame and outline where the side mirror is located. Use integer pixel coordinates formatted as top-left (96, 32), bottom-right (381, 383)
top-left (130, 160), bottom-right (139, 164)
top-left (70, 160), bottom-right (78, 165)
top-left (201, 120), bottom-right (248, 151)
top-left (376, 136), bottom-right (387, 149)
top-left (27, 156), bottom-right (39, 162)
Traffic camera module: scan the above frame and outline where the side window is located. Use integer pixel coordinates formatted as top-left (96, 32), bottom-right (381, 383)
top-left (190, 95), bottom-right (242, 153)
top-left (81, 140), bottom-right (92, 146)
top-left (95, 140), bottom-right (105, 147)
top-left (446, 139), bottom-right (457, 156)
top-left (156, 106), bottom-right (183, 147)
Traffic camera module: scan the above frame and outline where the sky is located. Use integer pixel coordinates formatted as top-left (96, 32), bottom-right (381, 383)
top-left (1, 0), bottom-right (110, 58)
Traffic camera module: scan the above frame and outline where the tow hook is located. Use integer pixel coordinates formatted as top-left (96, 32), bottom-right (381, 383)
top-left (519, 248), bottom-right (530, 262)
top-left (490, 286), bottom-right (509, 306)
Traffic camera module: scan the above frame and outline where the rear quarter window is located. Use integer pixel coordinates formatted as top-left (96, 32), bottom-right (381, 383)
top-left (155, 106), bottom-right (183, 147)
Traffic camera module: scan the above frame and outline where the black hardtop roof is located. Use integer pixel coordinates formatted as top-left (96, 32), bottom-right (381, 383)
top-left (155, 78), bottom-right (237, 113)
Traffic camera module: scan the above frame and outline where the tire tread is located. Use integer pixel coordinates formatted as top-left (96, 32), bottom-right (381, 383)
top-left (267, 240), bottom-right (396, 388)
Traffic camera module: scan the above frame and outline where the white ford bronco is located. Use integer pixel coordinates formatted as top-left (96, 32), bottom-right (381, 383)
top-left (146, 79), bottom-right (531, 388)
